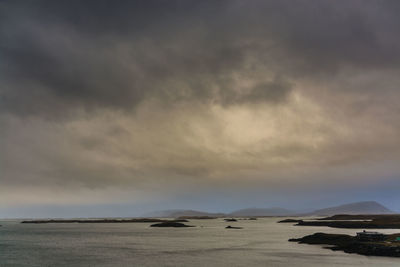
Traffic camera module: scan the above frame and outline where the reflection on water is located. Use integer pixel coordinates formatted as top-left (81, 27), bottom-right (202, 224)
top-left (1, 218), bottom-right (400, 266)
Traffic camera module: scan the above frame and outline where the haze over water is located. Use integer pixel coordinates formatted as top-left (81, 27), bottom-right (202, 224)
top-left (1, 219), bottom-right (400, 267)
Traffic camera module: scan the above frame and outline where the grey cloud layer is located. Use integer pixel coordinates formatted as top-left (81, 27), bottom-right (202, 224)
top-left (2, 0), bottom-right (400, 117)
top-left (1, 0), bottom-right (400, 207)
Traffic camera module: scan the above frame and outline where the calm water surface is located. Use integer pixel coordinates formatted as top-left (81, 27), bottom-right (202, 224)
top-left (1, 218), bottom-right (400, 266)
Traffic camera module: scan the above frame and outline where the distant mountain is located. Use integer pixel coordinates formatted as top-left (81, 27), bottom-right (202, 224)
top-left (142, 209), bottom-right (225, 218)
top-left (229, 207), bottom-right (296, 217)
top-left (143, 201), bottom-right (393, 218)
top-left (169, 210), bottom-right (225, 218)
top-left (141, 209), bottom-right (183, 218)
top-left (312, 201), bottom-right (393, 216)
top-left (144, 208), bottom-right (296, 218)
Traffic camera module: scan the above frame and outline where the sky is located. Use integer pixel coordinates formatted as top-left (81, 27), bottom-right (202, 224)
top-left (1, 0), bottom-right (400, 218)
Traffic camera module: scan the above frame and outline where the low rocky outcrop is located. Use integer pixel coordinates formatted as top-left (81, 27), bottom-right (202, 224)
top-left (21, 218), bottom-right (188, 224)
top-left (292, 214), bottom-right (400, 229)
top-left (289, 232), bottom-right (400, 257)
top-left (278, 219), bottom-right (303, 223)
top-left (318, 214), bottom-right (400, 221)
top-left (225, 225), bottom-right (242, 229)
top-left (150, 222), bottom-right (194, 227)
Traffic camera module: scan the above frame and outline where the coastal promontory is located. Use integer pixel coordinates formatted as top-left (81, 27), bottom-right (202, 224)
top-left (290, 232), bottom-right (400, 257)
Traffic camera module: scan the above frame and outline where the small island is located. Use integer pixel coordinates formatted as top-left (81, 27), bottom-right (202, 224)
top-left (278, 219), bottom-right (303, 223)
top-left (150, 222), bottom-right (194, 227)
top-left (295, 214), bottom-right (400, 229)
top-left (21, 218), bottom-right (188, 224)
top-left (289, 232), bottom-right (400, 257)
top-left (225, 225), bottom-right (242, 229)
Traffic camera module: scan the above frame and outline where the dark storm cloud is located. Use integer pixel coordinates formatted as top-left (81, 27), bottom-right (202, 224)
top-left (262, 1), bottom-right (400, 72)
top-left (2, 0), bottom-right (400, 212)
top-left (2, 0), bottom-right (400, 117)
top-left (0, 0), bottom-right (254, 116)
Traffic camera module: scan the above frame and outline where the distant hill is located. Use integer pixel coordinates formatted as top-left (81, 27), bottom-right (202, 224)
top-left (141, 209), bottom-right (183, 218)
top-left (142, 209), bottom-right (225, 218)
top-left (143, 201), bottom-right (393, 218)
top-left (168, 210), bottom-right (225, 218)
top-left (312, 201), bottom-right (393, 216)
top-left (229, 208), bottom-right (296, 217)
top-left (144, 208), bottom-right (296, 218)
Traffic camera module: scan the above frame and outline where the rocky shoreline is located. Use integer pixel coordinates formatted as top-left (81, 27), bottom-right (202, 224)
top-left (289, 232), bottom-right (400, 257)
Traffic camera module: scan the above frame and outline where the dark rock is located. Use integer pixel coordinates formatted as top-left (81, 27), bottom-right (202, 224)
top-left (150, 222), bottom-right (194, 227)
top-left (21, 218), bottom-right (188, 224)
top-left (289, 232), bottom-right (400, 257)
top-left (225, 225), bottom-right (242, 229)
top-left (296, 219), bottom-right (400, 229)
top-left (289, 232), bottom-right (354, 245)
top-left (224, 218), bottom-right (237, 222)
top-left (293, 214), bottom-right (400, 229)
top-left (278, 219), bottom-right (303, 223)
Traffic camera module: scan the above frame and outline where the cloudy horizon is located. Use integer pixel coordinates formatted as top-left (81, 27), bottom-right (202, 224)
top-left (1, 0), bottom-right (400, 218)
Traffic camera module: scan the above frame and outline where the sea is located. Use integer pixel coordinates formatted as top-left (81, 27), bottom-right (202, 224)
top-left (1, 218), bottom-right (400, 266)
